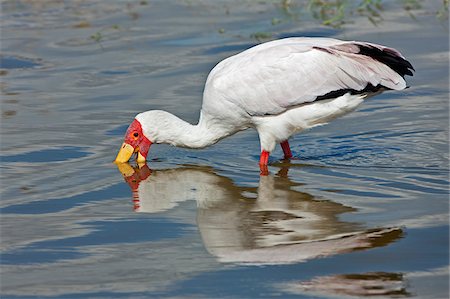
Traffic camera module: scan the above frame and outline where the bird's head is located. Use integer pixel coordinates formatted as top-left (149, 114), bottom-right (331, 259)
top-left (115, 116), bottom-right (153, 163)
top-left (115, 110), bottom-right (177, 163)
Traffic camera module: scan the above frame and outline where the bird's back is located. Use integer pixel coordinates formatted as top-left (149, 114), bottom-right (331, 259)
top-left (201, 37), bottom-right (413, 119)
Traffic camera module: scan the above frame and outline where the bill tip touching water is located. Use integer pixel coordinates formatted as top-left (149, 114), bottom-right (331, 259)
top-left (115, 37), bottom-right (414, 174)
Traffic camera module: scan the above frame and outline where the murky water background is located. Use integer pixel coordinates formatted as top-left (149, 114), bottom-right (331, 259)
top-left (1, 1), bottom-right (449, 298)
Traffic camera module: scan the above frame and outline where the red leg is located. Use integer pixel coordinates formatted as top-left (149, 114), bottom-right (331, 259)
top-left (259, 150), bottom-right (269, 176)
top-left (280, 140), bottom-right (292, 159)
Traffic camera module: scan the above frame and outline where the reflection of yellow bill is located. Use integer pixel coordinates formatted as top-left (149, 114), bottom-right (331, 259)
top-left (115, 143), bottom-right (134, 163)
top-left (115, 161), bottom-right (148, 178)
top-left (115, 162), bottom-right (135, 177)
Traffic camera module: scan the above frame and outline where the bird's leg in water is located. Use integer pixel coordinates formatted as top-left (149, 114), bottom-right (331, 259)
top-left (259, 150), bottom-right (270, 175)
top-left (280, 140), bottom-right (292, 159)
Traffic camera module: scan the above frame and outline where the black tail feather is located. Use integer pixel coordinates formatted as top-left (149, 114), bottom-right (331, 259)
top-left (357, 44), bottom-right (414, 77)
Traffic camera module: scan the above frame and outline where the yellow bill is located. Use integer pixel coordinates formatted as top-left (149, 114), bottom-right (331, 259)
top-left (115, 143), bottom-right (134, 163)
top-left (136, 151), bottom-right (146, 163)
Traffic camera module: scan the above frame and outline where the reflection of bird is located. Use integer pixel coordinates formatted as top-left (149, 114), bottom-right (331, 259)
top-left (278, 272), bottom-right (410, 297)
top-left (115, 37), bottom-right (414, 174)
top-left (116, 163), bottom-right (403, 265)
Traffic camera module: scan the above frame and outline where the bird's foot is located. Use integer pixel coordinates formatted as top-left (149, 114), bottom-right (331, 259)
top-left (259, 164), bottom-right (269, 176)
top-left (280, 140), bottom-right (293, 159)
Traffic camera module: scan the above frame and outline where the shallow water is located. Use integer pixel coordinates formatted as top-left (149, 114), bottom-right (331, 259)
top-left (1, 1), bottom-right (449, 298)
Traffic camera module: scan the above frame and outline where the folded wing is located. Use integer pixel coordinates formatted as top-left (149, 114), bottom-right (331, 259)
top-left (203, 37), bottom-right (414, 116)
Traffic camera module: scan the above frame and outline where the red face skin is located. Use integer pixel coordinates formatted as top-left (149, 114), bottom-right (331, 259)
top-left (123, 164), bottom-right (152, 191)
top-left (122, 164), bottom-right (152, 211)
top-left (124, 119), bottom-right (152, 160)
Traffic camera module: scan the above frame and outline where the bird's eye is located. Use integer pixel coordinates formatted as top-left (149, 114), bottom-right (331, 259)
top-left (133, 132), bottom-right (139, 138)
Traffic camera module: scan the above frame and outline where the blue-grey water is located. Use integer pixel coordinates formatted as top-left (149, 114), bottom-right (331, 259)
top-left (1, 1), bottom-right (449, 298)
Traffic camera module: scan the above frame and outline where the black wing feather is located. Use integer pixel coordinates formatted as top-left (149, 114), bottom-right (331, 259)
top-left (357, 44), bottom-right (415, 77)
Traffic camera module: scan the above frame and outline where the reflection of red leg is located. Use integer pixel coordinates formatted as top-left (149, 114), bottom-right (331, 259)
top-left (259, 150), bottom-right (270, 176)
top-left (280, 140), bottom-right (292, 159)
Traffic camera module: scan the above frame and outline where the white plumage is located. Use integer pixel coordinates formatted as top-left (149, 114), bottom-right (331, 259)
top-left (203, 37), bottom-right (406, 116)
top-left (116, 37), bottom-right (414, 172)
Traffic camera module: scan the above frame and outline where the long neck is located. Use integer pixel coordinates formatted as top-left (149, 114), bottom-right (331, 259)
top-left (154, 111), bottom-right (236, 149)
